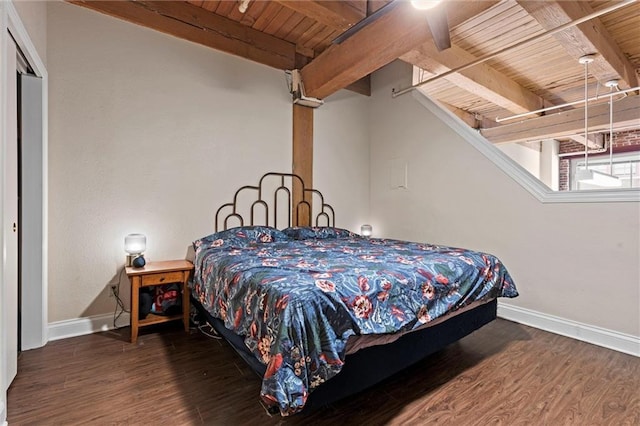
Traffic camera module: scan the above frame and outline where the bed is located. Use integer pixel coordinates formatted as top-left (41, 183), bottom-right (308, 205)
top-left (190, 172), bottom-right (518, 416)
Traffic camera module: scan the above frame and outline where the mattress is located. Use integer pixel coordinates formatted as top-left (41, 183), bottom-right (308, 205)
top-left (191, 226), bottom-right (518, 415)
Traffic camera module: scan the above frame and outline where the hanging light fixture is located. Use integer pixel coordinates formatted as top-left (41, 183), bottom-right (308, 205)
top-left (575, 55), bottom-right (621, 188)
top-left (603, 79), bottom-right (622, 187)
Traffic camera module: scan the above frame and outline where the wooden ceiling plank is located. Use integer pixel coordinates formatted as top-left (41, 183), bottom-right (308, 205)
top-left (252, 2), bottom-right (284, 32)
top-left (300, 1), bottom-right (499, 100)
top-left (214, 0), bottom-right (235, 17)
top-left (273, 12), bottom-right (305, 40)
top-left (481, 95), bottom-right (640, 144)
top-left (402, 42), bottom-right (546, 116)
top-left (313, 28), bottom-right (343, 51)
top-left (517, 0), bottom-right (638, 89)
top-left (239, 0), bottom-right (269, 27)
top-left (284, 17), bottom-right (317, 43)
top-left (274, 0), bottom-right (366, 31)
top-left (296, 22), bottom-right (326, 48)
top-left (69, 0), bottom-right (296, 70)
top-left (263, 7), bottom-right (295, 35)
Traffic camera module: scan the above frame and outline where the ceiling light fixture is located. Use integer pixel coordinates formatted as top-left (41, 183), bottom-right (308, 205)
top-left (411, 0), bottom-right (443, 10)
top-left (575, 169), bottom-right (622, 187)
top-left (603, 79), bottom-right (622, 187)
top-left (238, 0), bottom-right (250, 14)
top-left (576, 55), bottom-right (621, 188)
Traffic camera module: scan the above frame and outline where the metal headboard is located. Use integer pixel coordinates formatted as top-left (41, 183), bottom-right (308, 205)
top-left (214, 172), bottom-right (335, 232)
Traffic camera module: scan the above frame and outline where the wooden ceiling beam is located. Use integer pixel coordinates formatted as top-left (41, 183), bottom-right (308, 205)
top-left (346, 75), bottom-right (372, 97)
top-left (402, 43), bottom-right (547, 115)
top-left (274, 1), bottom-right (366, 32)
top-left (481, 95), bottom-right (640, 144)
top-left (69, 0), bottom-right (296, 70)
top-left (438, 100), bottom-right (498, 130)
top-left (570, 133), bottom-right (605, 150)
top-left (300, 0), bottom-right (500, 100)
top-left (517, 0), bottom-right (638, 89)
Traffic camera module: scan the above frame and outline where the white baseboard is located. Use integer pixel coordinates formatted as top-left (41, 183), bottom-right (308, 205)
top-left (48, 312), bottom-right (130, 342)
top-left (46, 304), bottom-right (639, 357)
top-left (498, 302), bottom-right (640, 357)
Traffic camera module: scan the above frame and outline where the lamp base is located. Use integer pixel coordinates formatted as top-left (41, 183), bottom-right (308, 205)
top-left (126, 254), bottom-right (145, 267)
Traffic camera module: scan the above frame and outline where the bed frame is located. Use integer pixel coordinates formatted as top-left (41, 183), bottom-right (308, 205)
top-left (193, 172), bottom-right (498, 414)
top-left (214, 172), bottom-right (335, 231)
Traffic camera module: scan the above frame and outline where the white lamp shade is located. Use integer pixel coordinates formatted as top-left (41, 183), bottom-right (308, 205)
top-left (361, 224), bottom-right (372, 237)
top-left (124, 233), bottom-right (146, 254)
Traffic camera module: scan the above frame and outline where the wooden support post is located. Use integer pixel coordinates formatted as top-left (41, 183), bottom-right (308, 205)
top-left (292, 104), bottom-right (313, 226)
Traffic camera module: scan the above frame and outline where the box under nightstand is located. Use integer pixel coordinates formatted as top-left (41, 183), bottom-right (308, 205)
top-left (125, 259), bottom-right (194, 344)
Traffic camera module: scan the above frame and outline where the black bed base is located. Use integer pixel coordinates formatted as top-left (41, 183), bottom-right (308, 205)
top-left (191, 297), bottom-right (497, 414)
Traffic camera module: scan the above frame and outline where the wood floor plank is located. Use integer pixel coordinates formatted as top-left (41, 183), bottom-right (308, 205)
top-left (7, 320), bottom-right (640, 424)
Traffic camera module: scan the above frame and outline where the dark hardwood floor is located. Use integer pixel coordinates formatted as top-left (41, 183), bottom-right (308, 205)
top-left (7, 319), bottom-right (639, 425)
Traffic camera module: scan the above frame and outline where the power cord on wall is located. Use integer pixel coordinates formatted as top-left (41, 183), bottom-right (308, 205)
top-left (111, 267), bottom-right (129, 330)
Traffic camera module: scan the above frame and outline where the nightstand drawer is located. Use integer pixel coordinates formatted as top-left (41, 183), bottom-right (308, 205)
top-left (141, 271), bottom-right (184, 286)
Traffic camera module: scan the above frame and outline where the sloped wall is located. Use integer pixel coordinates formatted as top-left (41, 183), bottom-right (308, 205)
top-left (369, 61), bottom-right (640, 339)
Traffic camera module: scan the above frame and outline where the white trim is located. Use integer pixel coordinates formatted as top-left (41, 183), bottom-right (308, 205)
top-left (498, 302), bottom-right (640, 357)
top-left (411, 90), bottom-right (640, 203)
top-left (5, 0), bottom-right (48, 348)
top-left (1, 4), bottom-right (10, 424)
top-left (48, 313), bottom-right (131, 342)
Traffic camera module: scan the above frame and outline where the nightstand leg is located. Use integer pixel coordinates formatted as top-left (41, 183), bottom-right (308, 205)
top-left (131, 276), bottom-right (140, 343)
top-left (183, 274), bottom-right (190, 333)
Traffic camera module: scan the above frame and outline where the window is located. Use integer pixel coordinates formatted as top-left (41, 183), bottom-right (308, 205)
top-left (571, 152), bottom-right (640, 190)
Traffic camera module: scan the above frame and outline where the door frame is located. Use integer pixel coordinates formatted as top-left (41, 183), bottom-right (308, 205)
top-left (5, 0), bottom-right (48, 347)
top-left (1, 3), bottom-right (48, 420)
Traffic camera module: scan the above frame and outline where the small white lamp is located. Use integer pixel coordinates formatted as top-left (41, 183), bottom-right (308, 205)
top-left (360, 224), bottom-right (372, 238)
top-left (125, 233), bottom-right (146, 267)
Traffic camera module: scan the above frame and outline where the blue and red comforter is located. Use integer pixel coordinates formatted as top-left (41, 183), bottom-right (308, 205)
top-left (191, 226), bottom-right (518, 416)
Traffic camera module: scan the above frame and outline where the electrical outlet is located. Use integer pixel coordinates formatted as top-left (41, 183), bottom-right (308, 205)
top-left (109, 285), bottom-right (117, 298)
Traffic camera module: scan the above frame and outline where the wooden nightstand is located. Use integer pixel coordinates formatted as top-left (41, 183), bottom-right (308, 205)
top-left (125, 260), bottom-right (194, 344)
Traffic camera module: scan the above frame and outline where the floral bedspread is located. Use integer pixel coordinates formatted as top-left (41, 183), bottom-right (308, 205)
top-left (191, 226), bottom-right (518, 416)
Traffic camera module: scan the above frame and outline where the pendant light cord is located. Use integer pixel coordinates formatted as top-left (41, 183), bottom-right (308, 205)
top-left (583, 59), bottom-right (589, 171)
top-left (609, 85), bottom-right (614, 175)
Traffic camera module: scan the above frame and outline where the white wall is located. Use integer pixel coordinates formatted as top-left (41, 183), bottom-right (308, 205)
top-left (11, 0), bottom-right (47, 66)
top-left (370, 61), bottom-right (640, 339)
top-left (498, 142), bottom-right (540, 179)
top-left (315, 90), bottom-right (370, 232)
top-left (540, 139), bottom-right (559, 191)
top-left (47, 2), bottom-right (370, 323)
top-left (498, 139), bottom-right (559, 191)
